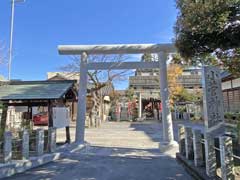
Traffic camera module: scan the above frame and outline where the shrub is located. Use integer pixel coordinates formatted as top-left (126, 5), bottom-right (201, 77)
top-left (224, 112), bottom-right (234, 119)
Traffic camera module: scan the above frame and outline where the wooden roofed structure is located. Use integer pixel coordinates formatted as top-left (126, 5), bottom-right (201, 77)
top-left (0, 80), bottom-right (77, 142)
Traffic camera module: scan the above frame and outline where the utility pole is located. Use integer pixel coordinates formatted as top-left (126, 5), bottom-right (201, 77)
top-left (8, 0), bottom-right (25, 81)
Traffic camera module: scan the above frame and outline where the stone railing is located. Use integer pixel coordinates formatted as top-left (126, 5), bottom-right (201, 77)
top-left (1, 127), bottom-right (56, 163)
top-left (178, 124), bottom-right (235, 180)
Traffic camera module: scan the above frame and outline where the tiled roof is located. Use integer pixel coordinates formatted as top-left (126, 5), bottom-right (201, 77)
top-left (220, 71), bottom-right (231, 80)
top-left (0, 80), bottom-right (75, 100)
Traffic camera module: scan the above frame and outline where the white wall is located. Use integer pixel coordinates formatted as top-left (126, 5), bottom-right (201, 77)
top-left (233, 78), bottom-right (240, 88)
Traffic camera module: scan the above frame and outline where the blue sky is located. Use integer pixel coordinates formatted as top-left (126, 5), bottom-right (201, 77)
top-left (0, 0), bottom-right (177, 89)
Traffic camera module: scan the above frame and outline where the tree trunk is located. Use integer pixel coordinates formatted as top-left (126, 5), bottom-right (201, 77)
top-left (90, 90), bottom-right (102, 128)
top-left (89, 91), bottom-right (95, 128)
top-left (94, 91), bottom-right (101, 127)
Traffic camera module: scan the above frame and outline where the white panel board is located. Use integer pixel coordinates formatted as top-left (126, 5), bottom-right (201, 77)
top-left (15, 106), bottom-right (28, 112)
top-left (233, 78), bottom-right (240, 88)
top-left (53, 107), bottom-right (70, 128)
top-left (222, 81), bottom-right (232, 90)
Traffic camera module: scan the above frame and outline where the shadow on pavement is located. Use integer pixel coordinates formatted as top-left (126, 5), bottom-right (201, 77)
top-left (6, 145), bottom-right (192, 180)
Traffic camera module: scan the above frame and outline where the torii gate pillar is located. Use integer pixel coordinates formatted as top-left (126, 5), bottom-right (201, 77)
top-left (158, 52), bottom-right (174, 143)
top-left (75, 52), bottom-right (88, 143)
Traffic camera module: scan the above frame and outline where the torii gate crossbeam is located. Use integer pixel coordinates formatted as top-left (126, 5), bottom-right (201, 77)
top-left (87, 61), bottom-right (159, 70)
top-left (58, 43), bottom-right (176, 146)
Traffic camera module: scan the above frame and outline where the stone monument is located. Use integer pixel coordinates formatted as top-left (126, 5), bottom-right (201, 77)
top-left (202, 66), bottom-right (225, 177)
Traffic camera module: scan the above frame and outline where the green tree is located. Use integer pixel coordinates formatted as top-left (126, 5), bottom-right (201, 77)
top-left (126, 88), bottom-right (135, 101)
top-left (174, 88), bottom-right (202, 103)
top-left (175, 0), bottom-right (240, 74)
top-left (141, 53), bottom-right (153, 62)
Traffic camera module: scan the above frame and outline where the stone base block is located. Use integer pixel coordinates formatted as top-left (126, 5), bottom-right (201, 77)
top-left (159, 141), bottom-right (179, 154)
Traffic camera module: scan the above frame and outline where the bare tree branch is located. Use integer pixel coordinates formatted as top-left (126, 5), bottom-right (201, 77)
top-left (59, 54), bottom-right (138, 127)
top-left (60, 54), bottom-right (133, 91)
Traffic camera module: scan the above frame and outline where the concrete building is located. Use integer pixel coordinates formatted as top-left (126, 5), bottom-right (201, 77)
top-left (128, 66), bottom-right (202, 119)
top-left (129, 67), bottom-right (202, 92)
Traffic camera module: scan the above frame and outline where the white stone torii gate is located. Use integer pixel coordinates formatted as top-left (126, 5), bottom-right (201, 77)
top-left (58, 44), bottom-right (176, 145)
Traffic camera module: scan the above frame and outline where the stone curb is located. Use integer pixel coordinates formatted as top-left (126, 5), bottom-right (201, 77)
top-left (176, 153), bottom-right (221, 180)
top-left (0, 143), bottom-right (85, 179)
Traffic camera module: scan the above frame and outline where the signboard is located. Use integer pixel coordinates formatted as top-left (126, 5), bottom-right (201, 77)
top-left (202, 66), bottom-right (225, 134)
top-left (53, 107), bottom-right (70, 128)
top-left (15, 106), bottom-right (28, 112)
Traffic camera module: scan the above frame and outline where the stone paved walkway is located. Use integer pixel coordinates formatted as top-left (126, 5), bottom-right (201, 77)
top-left (7, 121), bottom-right (192, 180)
top-left (85, 121), bottom-right (163, 149)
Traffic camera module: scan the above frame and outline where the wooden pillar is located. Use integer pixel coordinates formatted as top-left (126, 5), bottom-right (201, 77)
top-left (65, 126), bottom-right (71, 143)
top-left (27, 104), bottom-right (33, 129)
top-left (0, 103), bottom-right (8, 140)
top-left (64, 101), bottom-right (72, 144)
top-left (48, 100), bottom-right (53, 127)
top-left (47, 101), bottom-right (54, 150)
top-left (27, 102), bottom-right (32, 120)
top-left (71, 101), bottom-right (75, 121)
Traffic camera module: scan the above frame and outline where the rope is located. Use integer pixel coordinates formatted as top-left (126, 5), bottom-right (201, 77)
top-left (183, 137), bottom-right (240, 160)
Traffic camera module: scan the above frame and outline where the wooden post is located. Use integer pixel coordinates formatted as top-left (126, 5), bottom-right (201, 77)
top-left (48, 100), bottom-right (53, 127)
top-left (65, 126), bottom-right (71, 143)
top-left (0, 103), bottom-right (8, 140)
top-left (71, 101), bottom-right (74, 121)
top-left (65, 101), bottom-right (72, 144)
top-left (27, 104), bottom-right (33, 129)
